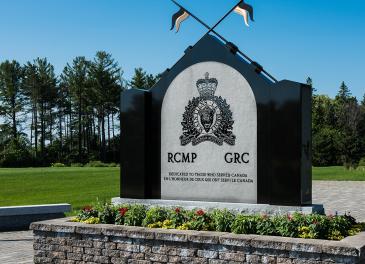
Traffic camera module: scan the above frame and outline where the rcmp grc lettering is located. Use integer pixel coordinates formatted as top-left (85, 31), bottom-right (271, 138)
top-left (168, 152), bottom-right (197, 163)
top-left (224, 152), bottom-right (250, 164)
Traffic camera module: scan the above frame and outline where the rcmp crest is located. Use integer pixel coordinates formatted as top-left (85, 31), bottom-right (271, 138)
top-left (180, 72), bottom-right (236, 146)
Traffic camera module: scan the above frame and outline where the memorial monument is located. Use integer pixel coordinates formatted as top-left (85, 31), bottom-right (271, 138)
top-left (113, 0), bottom-right (319, 211)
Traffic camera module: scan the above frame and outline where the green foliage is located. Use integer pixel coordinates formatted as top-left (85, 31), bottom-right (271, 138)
top-left (187, 209), bottom-right (213, 231)
top-left (231, 215), bottom-right (259, 234)
top-left (311, 82), bottom-right (365, 168)
top-left (210, 209), bottom-right (235, 232)
top-left (167, 208), bottom-right (187, 228)
top-left (123, 204), bottom-right (147, 226)
top-left (359, 157), bottom-right (365, 167)
top-left (74, 203), bottom-right (364, 241)
top-left (256, 215), bottom-right (276, 236)
top-left (85, 160), bottom-right (109, 167)
top-left (0, 137), bottom-right (33, 167)
top-left (129, 68), bottom-right (160, 89)
top-left (77, 205), bottom-right (99, 221)
top-left (142, 207), bottom-right (168, 227)
top-left (51, 162), bottom-right (66, 167)
top-left (70, 163), bottom-right (84, 167)
top-left (98, 203), bottom-right (117, 224)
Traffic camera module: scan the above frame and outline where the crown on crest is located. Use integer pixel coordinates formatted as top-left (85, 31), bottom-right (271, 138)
top-left (196, 72), bottom-right (218, 97)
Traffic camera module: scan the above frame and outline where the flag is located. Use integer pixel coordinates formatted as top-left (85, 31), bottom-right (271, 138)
top-left (171, 7), bottom-right (190, 32)
top-left (234, 1), bottom-right (254, 27)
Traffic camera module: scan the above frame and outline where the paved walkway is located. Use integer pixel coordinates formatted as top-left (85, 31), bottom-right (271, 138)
top-left (0, 181), bottom-right (364, 263)
top-left (313, 180), bottom-right (365, 222)
top-left (0, 231), bottom-right (33, 264)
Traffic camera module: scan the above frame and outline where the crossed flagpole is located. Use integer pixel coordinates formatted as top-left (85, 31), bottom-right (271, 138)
top-left (169, 0), bottom-right (277, 83)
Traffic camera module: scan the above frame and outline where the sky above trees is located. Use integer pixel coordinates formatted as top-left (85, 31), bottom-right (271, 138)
top-left (0, 0), bottom-right (364, 99)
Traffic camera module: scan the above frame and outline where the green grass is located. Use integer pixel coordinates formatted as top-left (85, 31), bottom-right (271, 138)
top-left (0, 166), bottom-right (364, 215)
top-left (313, 166), bottom-right (365, 181)
top-left (0, 167), bottom-right (119, 214)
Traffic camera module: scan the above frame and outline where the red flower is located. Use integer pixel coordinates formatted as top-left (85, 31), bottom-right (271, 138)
top-left (196, 209), bottom-right (205, 216)
top-left (175, 207), bottom-right (181, 214)
top-left (119, 207), bottom-right (128, 216)
top-left (83, 206), bottom-right (93, 212)
top-left (287, 214), bottom-right (293, 221)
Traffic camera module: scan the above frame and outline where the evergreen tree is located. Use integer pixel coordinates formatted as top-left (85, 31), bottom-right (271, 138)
top-left (0, 60), bottom-right (25, 140)
top-left (335, 81), bottom-right (351, 103)
top-left (61, 57), bottom-right (91, 162)
top-left (89, 51), bottom-right (121, 162)
top-left (130, 67), bottom-right (147, 89)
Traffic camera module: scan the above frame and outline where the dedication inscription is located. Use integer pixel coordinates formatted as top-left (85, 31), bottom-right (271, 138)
top-left (161, 62), bottom-right (257, 203)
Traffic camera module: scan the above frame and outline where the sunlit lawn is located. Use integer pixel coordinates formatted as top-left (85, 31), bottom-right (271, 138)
top-left (312, 166), bottom-right (365, 181)
top-left (0, 166), bottom-right (364, 215)
top-left (0, 167), bottom-right (119, 214)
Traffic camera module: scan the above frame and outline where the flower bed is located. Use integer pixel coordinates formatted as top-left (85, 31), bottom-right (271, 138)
top-left (71, 203), bottom-right (365, 241)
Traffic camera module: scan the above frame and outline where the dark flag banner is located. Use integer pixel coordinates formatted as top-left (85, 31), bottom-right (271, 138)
top-left (171, 7), bottom-right (190, 32)
top-left (234, 1), bottom-right (254, 27)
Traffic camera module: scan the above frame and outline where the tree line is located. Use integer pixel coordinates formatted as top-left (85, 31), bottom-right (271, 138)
top-left (0, 52), bottom-right (159, 167)
top-left (309, 78), bottom-right (365, 168)
top-left (0, 54), bottom-right (364, 168)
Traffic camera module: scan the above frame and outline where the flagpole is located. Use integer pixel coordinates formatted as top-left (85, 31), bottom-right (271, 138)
top-left (170, 0), bottom-right (278, 83)
top-left (170, 0), bottom-right (212, 31)
top-left (207, 0), bottom-right (242, 34)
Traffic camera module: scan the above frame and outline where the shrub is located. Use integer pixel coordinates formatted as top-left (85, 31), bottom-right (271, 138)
top-left (85, 160), bottom-right (108, 167)
top-left (70, 162), bottom-right (84, 167)
top-left (272, 215), bottom-right (298, 237)
top-left (51, 162), bottom-right (67, 167)
top-left (187, 209), bottom-right (213, 231)
top-left (142, 207), bottom-right (168, 227)
top-left (231, 215), bottom-right (259, 234)
top-left (358, 157), bottom-right (365, 167)
top-left (123, 204), bottom-right (146, 226)
top-left (98, 203), bottom-right (117, 224)
top-left (256, 215), bottom-right (276, 236)
top-left (211, 209), bottom-right (235, 232)
top-left (108, 162), bottom-right (119, 167)
top-left (167, 207), bottom-right (188, 228)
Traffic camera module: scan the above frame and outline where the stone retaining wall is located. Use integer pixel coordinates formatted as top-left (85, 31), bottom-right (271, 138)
top-left (30, 218), bottom-right (365, 264)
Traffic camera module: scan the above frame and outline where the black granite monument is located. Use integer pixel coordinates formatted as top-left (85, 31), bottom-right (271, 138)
top-left (118, 34), bottom-right (312, 207)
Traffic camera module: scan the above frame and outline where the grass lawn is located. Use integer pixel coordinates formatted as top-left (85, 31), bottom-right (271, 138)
top-left (0, 167), bottom-right (119, 214)
top-left (0, 166), bottom-right (364, 215)
top-left (313, 166), bottom-right (365, 181)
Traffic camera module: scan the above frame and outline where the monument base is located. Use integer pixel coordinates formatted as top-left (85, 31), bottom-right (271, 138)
top-left (112, 197), bottom-right (324, 215)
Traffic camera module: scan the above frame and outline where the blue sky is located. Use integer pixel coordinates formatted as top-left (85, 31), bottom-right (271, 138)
top-left (0, 0), bottom-right (364, 99)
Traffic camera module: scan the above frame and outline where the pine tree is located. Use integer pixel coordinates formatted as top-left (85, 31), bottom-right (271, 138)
top-left (0, 60), bottom-right (25, 140)
top-left (89, 51), bottom-right (121, 162)
top-left (306, 77), bottom-right (316, 93)
top-left (61, 57), bottom-right (90, 162)
top-left (130, 68), bottom-right (147, 89)
top-left (336, 81), bottom-right (351, 102)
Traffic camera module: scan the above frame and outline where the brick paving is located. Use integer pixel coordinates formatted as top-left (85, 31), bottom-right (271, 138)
top-left (313, 180), bottom-right (365, 222)
top-left (0, 181), bottom-right (364, 263)
top-left (0, 230), bottom-right (33, 264)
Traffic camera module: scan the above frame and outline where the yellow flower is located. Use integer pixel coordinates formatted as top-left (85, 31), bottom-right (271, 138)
top-left (148, 222), bottom-right (163, 228)
top-left (177, 223), bottom-right (190, 230)
top-left (82, 217), bottom-right (100, 224)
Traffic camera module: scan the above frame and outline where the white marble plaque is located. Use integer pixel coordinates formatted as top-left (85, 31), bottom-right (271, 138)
top-left (161, 62), bottom-right (257, 203)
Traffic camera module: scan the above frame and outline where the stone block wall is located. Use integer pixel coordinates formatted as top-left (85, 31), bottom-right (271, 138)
top-left (31, 218), bottom-right (365, 264)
